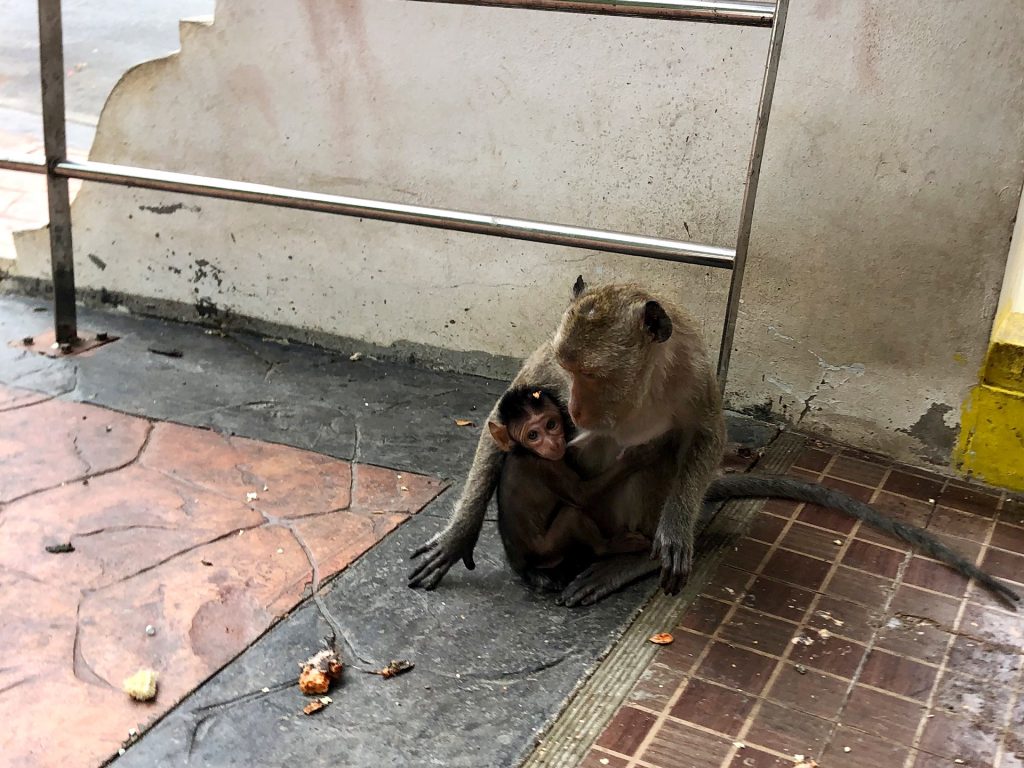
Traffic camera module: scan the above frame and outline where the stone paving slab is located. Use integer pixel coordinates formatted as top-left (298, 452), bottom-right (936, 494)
top-left (0, 384), bottom-right (443, 768)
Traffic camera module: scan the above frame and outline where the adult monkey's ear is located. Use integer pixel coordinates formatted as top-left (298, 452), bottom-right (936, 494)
top-left (642, 300), bottom-right (673, 343)
top-left (487, 421), bottom-right (515, 452)
top-left (572, 275), bottom-right (587, 299)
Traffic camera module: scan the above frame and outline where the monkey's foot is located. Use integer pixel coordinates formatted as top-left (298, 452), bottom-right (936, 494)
top-left (556, 554), bottom-right (659, 607)
top-left (521, 569), bottom-right (569, 593)
top-left (651, 534), bottom-right (692, 596)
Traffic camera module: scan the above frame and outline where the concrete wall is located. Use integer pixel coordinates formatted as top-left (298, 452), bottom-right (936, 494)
top-left (996, 188), bottom-right (1024, 327)
top-left (11, 0), bottom-right (1024, 467)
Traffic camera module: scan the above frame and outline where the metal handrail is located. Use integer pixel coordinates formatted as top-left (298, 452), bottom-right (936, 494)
top-left (7, 0), bottom-right (789, 393)
top-left (0, 156), bottom-right (736, 269)
top-left (406, 0), bottom-right (775, 25)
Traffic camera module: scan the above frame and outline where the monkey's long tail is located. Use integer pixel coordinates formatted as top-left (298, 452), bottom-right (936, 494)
top-left (706, 473), bottom-right (1021, 609)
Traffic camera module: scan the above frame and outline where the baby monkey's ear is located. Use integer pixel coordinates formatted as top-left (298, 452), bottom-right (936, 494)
top-left (487, 421), bottom-right (515, 452)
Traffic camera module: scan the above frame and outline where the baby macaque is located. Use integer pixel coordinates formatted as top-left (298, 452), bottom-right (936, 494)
top-left (487, 386), bottom-right (651, 588)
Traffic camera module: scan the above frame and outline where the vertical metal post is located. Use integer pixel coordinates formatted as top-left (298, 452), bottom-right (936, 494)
top-left (37, 0), bottom-right (77, 344)
top-left (716, 0), bottom-right (788, 390)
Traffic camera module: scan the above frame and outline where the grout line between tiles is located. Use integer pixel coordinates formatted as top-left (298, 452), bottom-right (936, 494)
top-left (901, 478), bottom-right (993, 768)
top-left (814, 465), bottom-right (930, 763)
top-left (714, 452), bottom-right (844, 766)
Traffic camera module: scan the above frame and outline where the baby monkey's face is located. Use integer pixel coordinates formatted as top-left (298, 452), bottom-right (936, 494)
top-left (510, 401), bottom-right (566, 462)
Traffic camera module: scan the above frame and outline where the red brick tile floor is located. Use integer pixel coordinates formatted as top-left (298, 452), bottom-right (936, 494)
top-left (0, 127), bottom-right (86, 262)
top-left (586, 444), bottom-right (1024, 768)
top-left (0, 382), bottom-right (444, 768)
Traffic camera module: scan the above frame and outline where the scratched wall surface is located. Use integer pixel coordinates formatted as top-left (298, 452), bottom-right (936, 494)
top-left (10, 0), bottom-right (1024, 466)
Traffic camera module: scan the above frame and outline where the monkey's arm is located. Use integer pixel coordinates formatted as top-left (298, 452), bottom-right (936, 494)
top-left (408, 412), bottom-right (502, 590)
top-left (653, 415), bottom-right (725, 595)
top-left (546, 444), bottom-right (658, 509)
top-left (409, 342), bottom-right (568, 591)
top-left (530, 507), bottom-right (611, 567)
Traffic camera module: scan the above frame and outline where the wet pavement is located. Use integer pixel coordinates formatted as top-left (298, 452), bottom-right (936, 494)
top-left (3, 292), bottom-right (1019, 768)
top-left (583, 446), bottom-right (1024, 768)
top-left (0, 294), bottom-right (770, 767)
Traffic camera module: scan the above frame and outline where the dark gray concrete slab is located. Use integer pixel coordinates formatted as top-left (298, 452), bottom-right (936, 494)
top-left (0, 295), bottom-right (778, 768)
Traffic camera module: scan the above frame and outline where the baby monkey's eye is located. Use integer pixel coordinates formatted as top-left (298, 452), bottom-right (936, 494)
top-left (527, 430), bottom-right (539, 441)
top-left (546, 419), bottom-right (557, 430)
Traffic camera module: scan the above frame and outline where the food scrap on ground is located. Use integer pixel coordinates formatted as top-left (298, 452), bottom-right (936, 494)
top-left (454, 419), bottom-right (474, 427)
top-left (298, 648), bottom-right (344, 695)
top-left (123, 668), bottom-right (159, 702)
top-left (648, 633), bottom-right (674, 645)
top-left (302, 696), bottom-right (332, 715)
top-left (378, 660), bottom-right (415, 679)
top-left (44, 542), bottom-right (75, 554)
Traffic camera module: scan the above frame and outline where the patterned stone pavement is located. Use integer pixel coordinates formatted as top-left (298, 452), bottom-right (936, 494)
top-left (0, 383), bottom-right (443, 768)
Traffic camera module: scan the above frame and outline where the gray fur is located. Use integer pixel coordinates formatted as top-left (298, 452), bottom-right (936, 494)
top-left (709, 474), bottom-right (1020, 608)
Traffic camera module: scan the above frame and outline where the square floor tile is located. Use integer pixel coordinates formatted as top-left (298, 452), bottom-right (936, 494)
top-left (858, 648), bottom-right (938, 701)
top-left (669, 678), bottom-right (756, 736)
top-left (694, 641), bottom-right (777, 695)
top-left (761, 549), bottom-right (833, 591)
top-left (841, 539), bottom-right (904, 579)
top-left (640, 719), bottom-right (733, 768)
top-left (595, 706), bottom-right (658, 756)
top-left (765, 662), bottom-right (850, 720)
top-left (718, 607), bottom-right (798, 657)
top-left (743, 700), bottom-right (833, 757)
top-left (821, 725), bottom-right (911, 768)
top-left (841, 684), bottom-right (925, 746)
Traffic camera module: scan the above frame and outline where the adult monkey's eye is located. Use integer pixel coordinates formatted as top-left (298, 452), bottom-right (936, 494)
top-left (527, 430), bottom-right (539, 441)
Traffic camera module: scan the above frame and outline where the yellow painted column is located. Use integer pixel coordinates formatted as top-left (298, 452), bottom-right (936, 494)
top-left (955, 312), bottom-right (1024, 490)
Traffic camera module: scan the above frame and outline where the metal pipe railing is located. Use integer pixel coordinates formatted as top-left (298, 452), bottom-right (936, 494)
top-left (0, 156), bottom-right (736, 269)
top-left (407, 0), bottom-right (775, 26)
top-left (715, 0), bottom-right (788, 386)
top-left (37, 0), bottom-right (76, 343)
top-left (7, 0), bottom-right (788, 391)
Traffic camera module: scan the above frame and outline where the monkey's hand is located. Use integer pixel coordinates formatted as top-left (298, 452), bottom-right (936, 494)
top-left (408, 527), bottom-right (477, 590)
top-left (650, 521), bottom-right (692, 596)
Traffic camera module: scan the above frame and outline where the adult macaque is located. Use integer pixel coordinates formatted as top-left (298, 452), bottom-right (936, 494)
top-left (410, 278), bottom-right (1020, 609)
top-left (487, 385), bottom-right (651, 590)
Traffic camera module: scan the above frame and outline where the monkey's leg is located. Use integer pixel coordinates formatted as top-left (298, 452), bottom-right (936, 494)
top-left (654, 421), bottom-right (724, 595)
top-left (556, 554), bottom-right (660, 607)
top-left (409, 412), bottom-right (502, 589)
top-left (607, 532), bottom-right (651, 555)
top-left (531, 507), bottom-right (610, 568)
